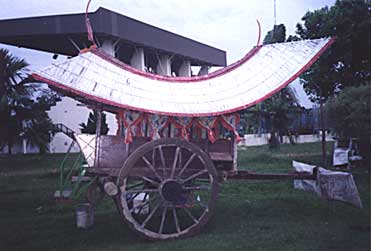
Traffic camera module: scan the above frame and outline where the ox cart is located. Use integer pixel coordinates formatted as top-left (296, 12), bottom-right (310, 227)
top-left (70, 121), bottom-right (319, 240)
top-left (32, 7), bottom-right (335, 238)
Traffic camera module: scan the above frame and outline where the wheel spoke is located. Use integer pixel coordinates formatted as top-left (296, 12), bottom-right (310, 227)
top-left (126, 191), bottom-right (141, 204)
top-left (142, 156), bottom-right (163, 181)
top-left (195, 196), bottom-right (209, 210)
top-left (178, 148), bottom-right (182, 170)
top-left (182, 207), bottom-right (199, 224)
top-left (151, 147), bottom-right (157, 177)
top-left (135, 205), bottom-right (145, 215)
top-left (181, 169), bottom-right (208, 184)
top-left (141, 202), bottom-right (160, 227)
top-left (170, 147), bottom-right (180, 179)
top-left (125, 181), bottom-right (145, 190)
top-left (159, 206), bottom-right (168, 234)
top-left (130, 200), bottom-right (149, 213)
top-left (183, 185), bottom-right (211, 191)
top-left (134, 193), bottom-right (149, 214)
top-left (158, 146), bottom-right (167, 178)
top-left (152, 147), bottom-right (155, 167)
top-left (130, 195), bottom-right (158, 214)
top-left (142, 176), bottom-right (160, 187)
top-left (172, 208), bottom-right (181, 233)
top-left (124, 188), bottom-right (158, 195)
top-left (177, 153), bottom-right (196, 179)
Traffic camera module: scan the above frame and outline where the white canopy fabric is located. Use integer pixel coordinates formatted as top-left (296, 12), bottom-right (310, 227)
top-left (32, 38), bottom-right (334, 117)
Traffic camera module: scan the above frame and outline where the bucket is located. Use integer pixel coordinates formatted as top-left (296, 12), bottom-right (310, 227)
top-left (76, 203), bottom-right (94, 229)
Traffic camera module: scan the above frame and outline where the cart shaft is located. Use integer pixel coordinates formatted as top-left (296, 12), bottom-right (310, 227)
top-left (227, 169), bottom-right (317, 181)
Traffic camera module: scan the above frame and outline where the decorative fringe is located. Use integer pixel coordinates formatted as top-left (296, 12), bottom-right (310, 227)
top-left (115, 110), bottom-right (241, 144)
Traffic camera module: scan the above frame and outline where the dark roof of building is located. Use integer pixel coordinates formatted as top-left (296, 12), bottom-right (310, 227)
top-left (0, 7), bottom-right (226, 66)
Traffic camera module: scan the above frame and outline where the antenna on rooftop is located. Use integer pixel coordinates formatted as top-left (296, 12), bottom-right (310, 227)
top-left (274, 0), bottom-right (277, 26)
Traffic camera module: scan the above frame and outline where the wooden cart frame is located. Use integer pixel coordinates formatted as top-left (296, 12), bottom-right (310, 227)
top-left (68, 108), bottom-right (316, 240)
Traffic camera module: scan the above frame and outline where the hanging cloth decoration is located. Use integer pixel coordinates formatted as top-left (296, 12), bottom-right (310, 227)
top-left (117, 110), bottom-right (146, 144)
top-left (172, 117), bottom-right (193, 140)
top-left (116, 110), bottom-right (240, 144)
top-left (158, 117), bottom-right (178, 138)
top-left (147, 114), bottom-right (169, 140)
top-left (217, 113), bottom-right (241, 143)
top-left (116, 111), bottom-right (125, 136)
top-left (197, 116), bottom-right (219, 143)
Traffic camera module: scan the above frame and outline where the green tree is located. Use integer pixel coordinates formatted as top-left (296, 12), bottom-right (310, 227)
top-left (22, 94), bottom-right (59, 154)
top-left (263, 24), bottom-right (286, 44)
top-left (79, 110), bottom-right (109, 135)
top-left (0, 48), bottom-right (58, 154)
top-left (250, 24), bottom-right (301, 147)
top-left (0, 48), bottom-right (29, 154)
top-left (295, 0), bottom-right (370, 165)
top-left (326, 85), bottom-right (371, 165)
top-left (296, 0), bottom-right (371, 101)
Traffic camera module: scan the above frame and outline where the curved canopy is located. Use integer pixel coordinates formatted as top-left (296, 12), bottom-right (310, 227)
top-left (32, 38), bottom-right (334, 117)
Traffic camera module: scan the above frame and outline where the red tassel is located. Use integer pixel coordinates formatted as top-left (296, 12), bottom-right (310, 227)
top-left (235, 134), bottom-right (241, 143)
top-left (125, 129), bottom-right (133, 144)
top-left (181, 127), bottom-right (188, 140)
top-left (207, 130), bottom-right (216, 143)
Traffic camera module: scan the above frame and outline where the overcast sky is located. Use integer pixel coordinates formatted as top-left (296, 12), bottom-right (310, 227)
top-left (0, 0), bottom-right (336, 107)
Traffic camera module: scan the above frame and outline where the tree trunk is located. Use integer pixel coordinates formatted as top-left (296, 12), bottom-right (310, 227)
top-left (320, 98), bottom-right (326, 167)
top-left (94, 109), bottom-right (102, 168)
top-left (258, 104), bottom-right (262, 136)
top-left (287, 130), bottom-right (296, 145)
top-left (269, 130), bottom-right (279, 148)
top-left (7, 141), bottom-right (12, 155)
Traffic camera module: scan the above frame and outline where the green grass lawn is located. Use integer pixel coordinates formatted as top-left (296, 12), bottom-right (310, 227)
top-left (0, 142), bottom-right (369, 251)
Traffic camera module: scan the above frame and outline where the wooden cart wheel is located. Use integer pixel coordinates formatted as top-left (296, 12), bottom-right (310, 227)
top-left (115, 138), bottom-right (219, 240)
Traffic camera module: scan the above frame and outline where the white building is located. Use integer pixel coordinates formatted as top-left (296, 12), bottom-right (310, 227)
top-left (0, 7), bottom-right (226, 153)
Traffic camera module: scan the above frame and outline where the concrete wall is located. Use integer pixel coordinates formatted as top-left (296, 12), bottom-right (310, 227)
top-left (1, 139), bottom-right (40, 154)
top-left (48, 133), bottom-right (80, 153)
top-left (239, 133), bottom-right (335, 147)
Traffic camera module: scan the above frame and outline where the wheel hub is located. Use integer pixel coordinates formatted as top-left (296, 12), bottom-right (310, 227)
top-left (160, 180), bottom-right (187, 205)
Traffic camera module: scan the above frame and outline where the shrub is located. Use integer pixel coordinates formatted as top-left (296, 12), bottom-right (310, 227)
top-left (327, 85), bottom-right (371, 165)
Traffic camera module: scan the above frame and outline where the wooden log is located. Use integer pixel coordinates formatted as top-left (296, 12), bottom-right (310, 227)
top-left (228, 170), bottom-right (316, 180)
top-left (71, 176), bottom-right (93, 182)
top-left (104, 181), bottom-right (118, 196)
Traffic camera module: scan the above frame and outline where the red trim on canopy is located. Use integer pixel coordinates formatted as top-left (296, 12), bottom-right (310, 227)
top-left (32, 37), bottom-right (335, 117)
top-left (89, 45), bottom-right (261, 83)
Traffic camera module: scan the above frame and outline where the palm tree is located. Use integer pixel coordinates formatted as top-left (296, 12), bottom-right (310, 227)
top-left (0, 48), bottom-right (30, 154)
top-left (0, 48), bottom-right (58, 154)
top-left (79, 110), bottom-right (109, 135)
